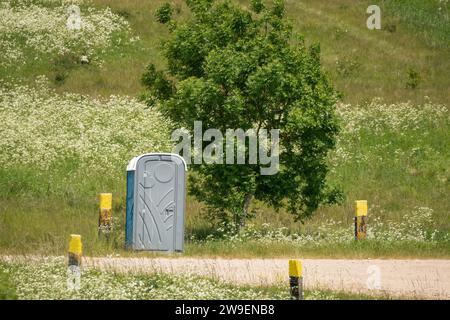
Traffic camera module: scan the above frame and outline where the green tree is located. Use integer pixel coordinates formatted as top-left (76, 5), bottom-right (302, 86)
top-left (0, 266), bottom-right (17, 300)
top-left (143, 0), bottom-right (341, 228)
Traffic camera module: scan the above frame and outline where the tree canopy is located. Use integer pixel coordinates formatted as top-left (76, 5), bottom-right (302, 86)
top-left (142, 0), bottom-right (342, 227)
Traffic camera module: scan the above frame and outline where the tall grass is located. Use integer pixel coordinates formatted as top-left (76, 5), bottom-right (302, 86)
top-left (0, 265), bottom-right (17, 300)
top-left (0, 85), bottom-right (448, 256)
top-left (380, 0), bottom-right (449, 48)
top-left (1, 0), bottom-right (449, 104)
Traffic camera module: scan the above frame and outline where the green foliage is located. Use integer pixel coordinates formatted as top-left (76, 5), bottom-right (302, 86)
top-left (271, 0), bottom-right (285, 18)
top-left (155, 3), bottom-right (173, 24)
top-left (142, 0), bottom-right (340, 225)
top-left (0, 265), bottom-right (17, 300)
top-left (0, 258), bottom-right (390, 299)
top-left (0, 80), bottom-right (173, 199)
top-left (250, 0), bottom-right (264, 14)
top-left (51, 52), bottom-right (78, 84)
top-left (141, 64), bottom-right (174, 101)
top-left (406, 68), bottom-right (421, 89)
top-left (335, 56), bottom-right (361, 77)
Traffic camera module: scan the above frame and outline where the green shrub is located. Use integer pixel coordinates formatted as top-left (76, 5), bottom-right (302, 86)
top-left (0, 265), bottom-right (17, 300)
top-left (155, 3), bottom-right (173, 24)
top-left (406, 68), bottom-right (421, 89)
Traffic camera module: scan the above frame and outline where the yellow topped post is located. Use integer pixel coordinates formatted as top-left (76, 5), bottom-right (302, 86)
top-left (69, 234), bottom-right (82, 255)
top-left (355, 200), bottom-right (368, 217)
top-left (68, 234), bottom-right (82, 291)
top-left (289, 259), bottom-right (303, 300)
top-left (100, 193), bottom-right (112, 211)
top-left (289, 259), bottom-right (302, 277)
top-left (68, 234), bottom-right (82, 266)
top-left (355, 200), bottom-right (368, 240)
top-left (98, 193), bottom-right (113, 237)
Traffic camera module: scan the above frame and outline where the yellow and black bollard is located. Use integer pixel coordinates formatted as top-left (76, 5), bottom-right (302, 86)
top-left (289, 259), bottom-right (303, 300)
top-left (98, 193), bottom-right (113, 237)
top-left (68, 234), bottom-right (82, 266)
top-left (68, 234), bottom-right (82, 291)
top-left (355, 200), bottom-right (368, 240)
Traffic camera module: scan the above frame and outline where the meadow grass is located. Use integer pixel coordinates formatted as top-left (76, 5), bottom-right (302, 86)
top-left (0, 84), bottom-right (448, 257)
top-left (1, 0), bottom-right (448, 104)
top-left (64, 0), bottom-right (450, 105)
top-left (183, 240), bottom-right (450, 259)
top-left (0, 264), bottom-right (17, 300)
top-left (379, 0), bottom-right (450, 48)
top-left (0, 0), bottom-right (449, 258)
top-left (1, 197), bottom-right (449, 259)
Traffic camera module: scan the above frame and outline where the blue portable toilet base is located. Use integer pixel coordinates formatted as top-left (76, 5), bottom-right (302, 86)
top-left (125, 153), bottom-right (187, 252)
top-left (125, 169), bottom-right (135, 249)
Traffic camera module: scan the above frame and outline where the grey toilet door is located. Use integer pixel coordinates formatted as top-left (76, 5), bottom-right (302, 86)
top-left (134, 154), bottom-right (185, 251)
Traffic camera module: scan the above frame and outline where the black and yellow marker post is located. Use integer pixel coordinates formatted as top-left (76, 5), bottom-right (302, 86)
top-left (355, 200), bottom-right (368, 240)
top-left (289, 259), bottom-right (303, 300)
top-left (68, 234), bottom-right (82, 291)
top-left (98, 193), bottom-right (113, 238)
top-left (68, 234), bottom-right (82, 267)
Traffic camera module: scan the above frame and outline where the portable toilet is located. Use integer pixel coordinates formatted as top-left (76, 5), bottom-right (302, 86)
top-left (125, 153), bottom-right (187, 252)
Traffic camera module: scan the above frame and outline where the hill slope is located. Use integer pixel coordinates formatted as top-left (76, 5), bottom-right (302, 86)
top-left (1, 0), bottom-right (448, 104)
top-left (0, 0), bottom-right (448, 256)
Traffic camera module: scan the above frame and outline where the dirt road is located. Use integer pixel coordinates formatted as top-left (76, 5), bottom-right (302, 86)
top-left (84, 257), bottom-right (450, 299)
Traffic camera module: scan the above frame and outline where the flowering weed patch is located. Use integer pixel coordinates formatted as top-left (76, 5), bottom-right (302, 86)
top-left (0, 257), bottom-right (284, 299)
top-left (0, 0), bottom-right (130, 68)
top-left (191, 207), bottom-right (449, 246)
top-left (330, 99), bottom-right (449, 168)
top-left (0, 77), bottom-right (172, 197)
top-left (0, 257), bottom-right (388, 300)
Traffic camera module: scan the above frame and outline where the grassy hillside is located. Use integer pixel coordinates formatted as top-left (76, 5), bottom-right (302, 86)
top-left (0, 0), bottom-right (449, 257)
top-left (1, 0), bottom-right (448, 104)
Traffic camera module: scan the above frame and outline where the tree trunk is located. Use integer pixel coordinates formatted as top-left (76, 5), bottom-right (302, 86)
top-left (240, 193), bottom-right (253, 230)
